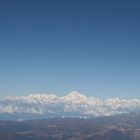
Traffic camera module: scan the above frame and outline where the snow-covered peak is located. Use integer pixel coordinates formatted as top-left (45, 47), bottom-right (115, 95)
top-left (65, 91), bottom-right (87, 99)
top-left (61, 91), bottom-right (87, 104)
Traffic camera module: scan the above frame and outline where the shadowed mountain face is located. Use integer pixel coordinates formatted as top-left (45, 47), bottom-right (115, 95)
top-left (0, 113), bottom-right (140, 140)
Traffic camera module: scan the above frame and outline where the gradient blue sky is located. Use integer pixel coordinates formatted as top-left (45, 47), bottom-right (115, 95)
top-left (0, 0), bottom-right (140, 98)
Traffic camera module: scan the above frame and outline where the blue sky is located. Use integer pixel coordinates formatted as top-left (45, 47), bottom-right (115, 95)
top-left (0, 0), bottom-right (140, 98)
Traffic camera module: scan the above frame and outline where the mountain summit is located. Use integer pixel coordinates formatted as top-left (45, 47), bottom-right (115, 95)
top-left (63, 91), bottom-right (87, 102)
top-left (67, 91), bottom-right (86, 97)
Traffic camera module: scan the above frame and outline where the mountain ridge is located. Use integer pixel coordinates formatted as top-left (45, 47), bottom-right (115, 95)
top-left (0, 91), bottom-right (140, 120)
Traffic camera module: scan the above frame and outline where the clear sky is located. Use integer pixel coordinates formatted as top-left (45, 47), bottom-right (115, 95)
top-left (0, 0), bottom-right (140, 98)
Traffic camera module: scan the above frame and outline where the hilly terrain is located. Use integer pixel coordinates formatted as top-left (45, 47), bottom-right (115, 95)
top-left (0, 113), bottom-right (140, 140)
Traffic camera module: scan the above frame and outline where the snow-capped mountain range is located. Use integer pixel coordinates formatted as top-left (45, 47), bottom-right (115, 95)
top-left (0, 91), bottom-right (140, 119)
